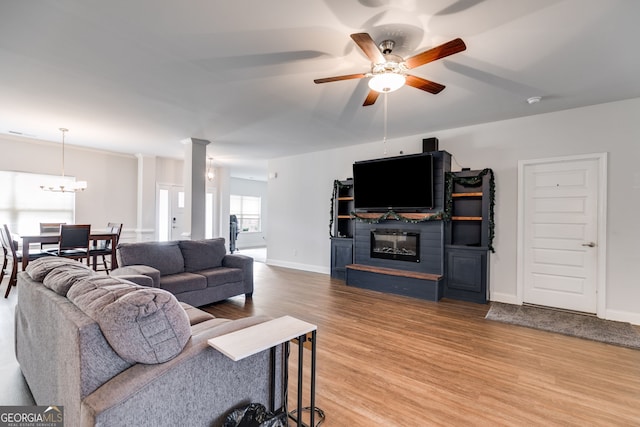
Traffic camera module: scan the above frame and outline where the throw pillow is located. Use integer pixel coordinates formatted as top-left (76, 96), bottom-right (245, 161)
top-left (179, 238), bottom-right (226, 272)
top-left (117, 241), bottom-right (185, 276)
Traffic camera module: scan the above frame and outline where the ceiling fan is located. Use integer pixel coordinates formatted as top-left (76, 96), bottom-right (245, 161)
top-left (314, 33), bottom-right (466, 106)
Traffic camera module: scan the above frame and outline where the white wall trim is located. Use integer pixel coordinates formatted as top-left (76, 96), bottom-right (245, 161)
top-left (604, 308), bottom-right (640, 326)
top-left (266, 259), bottom-right (330, 275)
top-left (489, 292), bottom-right (520, 305)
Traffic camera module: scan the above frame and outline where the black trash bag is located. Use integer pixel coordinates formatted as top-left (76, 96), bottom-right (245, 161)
top-left (223, 403), bottom-right (287, 427)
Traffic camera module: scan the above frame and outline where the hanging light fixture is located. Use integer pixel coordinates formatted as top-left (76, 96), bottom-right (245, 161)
top-left (368, 71), bottom-right (406, 93)
top-left (40, 128), bottom-right (87, 193)
top-left (206, 157), bottom-right (215, 181)
top-left (367, 40), bottom-right (407, 93)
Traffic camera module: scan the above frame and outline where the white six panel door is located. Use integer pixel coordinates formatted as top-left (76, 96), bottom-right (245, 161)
top-left (522, 158), bottom-right (599, 313)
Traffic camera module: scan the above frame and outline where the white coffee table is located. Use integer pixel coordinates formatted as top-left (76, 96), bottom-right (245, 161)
top-left (208, 315), bottom-right (323, 427)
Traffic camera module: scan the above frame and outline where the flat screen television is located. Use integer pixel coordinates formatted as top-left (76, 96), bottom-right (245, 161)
top-left (353, 153), bottom-right (434, 212)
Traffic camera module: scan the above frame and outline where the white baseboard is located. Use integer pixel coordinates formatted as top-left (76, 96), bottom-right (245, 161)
top-left (604, 308), bottom-right (640, 326)
top-left (265, 259), bottom-right (330, 275)
top-left (489, 292), bottom-right (520, 305)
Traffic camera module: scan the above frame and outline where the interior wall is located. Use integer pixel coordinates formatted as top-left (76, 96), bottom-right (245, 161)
top-left (0, 134), bottom-right (138, 239)
top-left (156, 156), bottom-right (184, 185)
top-left (267, 97), bottom-right (640, 324)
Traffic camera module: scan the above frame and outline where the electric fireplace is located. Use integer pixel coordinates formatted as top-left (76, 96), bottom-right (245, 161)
top-left (370, 229), bottom-right (420, 263)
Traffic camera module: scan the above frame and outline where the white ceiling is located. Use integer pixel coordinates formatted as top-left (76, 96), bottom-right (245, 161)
top-left (2, 0), bottom-right (639, 180)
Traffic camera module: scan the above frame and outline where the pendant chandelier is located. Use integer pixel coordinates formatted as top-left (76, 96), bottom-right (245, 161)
top-left (206, 157), bottom-right (215, 181)
top-left (40, 128), bottom-right (87, 193)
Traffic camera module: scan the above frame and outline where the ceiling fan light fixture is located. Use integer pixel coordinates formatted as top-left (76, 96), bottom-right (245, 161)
top-left (368, 72), bottom-right (406, 93)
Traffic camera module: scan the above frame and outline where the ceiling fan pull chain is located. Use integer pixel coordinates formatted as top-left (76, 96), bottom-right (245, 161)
top-left (383, 92), bottom-right (388, 155)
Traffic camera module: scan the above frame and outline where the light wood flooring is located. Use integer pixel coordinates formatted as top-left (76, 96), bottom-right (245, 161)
top-left (203, 263), bottom-right (640, 427)
top-left (2, 262), bottom-right (639, 426)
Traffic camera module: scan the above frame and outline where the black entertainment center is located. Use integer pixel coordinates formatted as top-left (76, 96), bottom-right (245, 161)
top-left (330, 149), bottom-right (493, 304)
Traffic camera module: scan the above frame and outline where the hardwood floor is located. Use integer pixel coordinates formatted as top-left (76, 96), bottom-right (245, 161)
top-left (2, 262), bottom-right (639, 426)
top-left (203, 263), bottom-right (640, 427)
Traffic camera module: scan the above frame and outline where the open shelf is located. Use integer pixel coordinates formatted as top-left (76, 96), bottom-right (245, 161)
top-left (444, 169), bottom-right (493, 303)
top-left (331, 179), bottom-right (355, 280)
top-left (451, 192), bottom-right (483, 198)
top-left (447, 171), bottom-right (490, 247)
top-left (332, 179), bottom-right (354, 239)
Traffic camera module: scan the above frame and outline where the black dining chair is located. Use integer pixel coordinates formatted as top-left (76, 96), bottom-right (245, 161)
top-left (46, 224), bottom-right (91, 265)
top-left (1, 224), bottom-right (53, 298)
top-left (89, 222), bottom-right (122, 273)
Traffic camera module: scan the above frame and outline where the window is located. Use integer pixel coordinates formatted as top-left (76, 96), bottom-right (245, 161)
top-left (230, 195), bottom-right (261, 232)
top-left (0, 171), bottom-right (75, 236)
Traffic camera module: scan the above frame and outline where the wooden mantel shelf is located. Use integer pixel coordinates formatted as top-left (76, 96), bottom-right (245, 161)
top-left (354, 212), bottom-right (439, 220)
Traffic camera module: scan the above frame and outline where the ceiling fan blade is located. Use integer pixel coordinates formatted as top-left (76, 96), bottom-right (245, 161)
top-left (405, 38), bottom-right (466, 69)
top-left (314, 73), bottom-right (367, 84)
top-left (405, 75), bottom-right (446, 94)
top-left (363, 90), bottom-right (380, 106)
top-left (351, 33), bottom-right (385, 64)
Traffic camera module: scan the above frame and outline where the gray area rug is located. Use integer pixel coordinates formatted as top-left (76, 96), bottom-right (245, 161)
top-left (485, 302), bottom-right (640, 350)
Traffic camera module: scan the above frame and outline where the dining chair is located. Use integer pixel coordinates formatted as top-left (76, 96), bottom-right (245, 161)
top-left (0, 228), bottom-right (19, 284)
top-left (1, 224), bottom-right (53, 298)
top-left (0, 234), bottom-right (8, 285)
top-left (39, 222), bottom-right (66, 249)
top-left (47, 224), bottom-right (92, 265)
top-left (89, 222), bottom-right (122, 273)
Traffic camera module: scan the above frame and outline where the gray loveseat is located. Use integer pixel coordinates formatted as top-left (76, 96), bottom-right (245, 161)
top-left (15, 257), bottom-right (282, 427)
top-left (111, 238), bottom-right (253, 307)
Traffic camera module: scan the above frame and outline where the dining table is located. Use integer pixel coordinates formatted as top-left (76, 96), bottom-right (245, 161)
top-left (20, 231), bottom-right (119, 270)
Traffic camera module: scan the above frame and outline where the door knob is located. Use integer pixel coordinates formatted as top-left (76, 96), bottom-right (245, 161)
top-left (581, 242), bottom-right (596, 247)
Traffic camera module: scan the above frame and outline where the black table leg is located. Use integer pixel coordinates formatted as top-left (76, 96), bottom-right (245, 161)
top-left (310, 330), bottom-right (317, 427)
top-left (297, 333), bottom-right (304, 427)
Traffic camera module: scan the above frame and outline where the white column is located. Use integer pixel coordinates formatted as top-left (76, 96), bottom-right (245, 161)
top-left (182, 138), bottom-right (210, 240)
top-left (215, 166), bottom-right (231, 250)
top-left (136, 154), bottom-right (157, 242)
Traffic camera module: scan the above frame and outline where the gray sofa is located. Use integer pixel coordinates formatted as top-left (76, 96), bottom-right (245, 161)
top-left (15, 257), bottom-right (282, 427)
top-left (111, 238), bottom-right (253, 307)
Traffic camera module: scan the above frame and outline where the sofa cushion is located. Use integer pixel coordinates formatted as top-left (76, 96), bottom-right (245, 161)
top-left (179, 302), bottom-right (216, 325)
top-left (198, 267), bottom-right (244, 287)
top-left (111, 265), bottom-right (161, 287)
top-left (113, 274), bottom-right (155, 287)
top-left (67, 276), bottom-right (191, 364)
top-left (42, 264), bottom-right (96, 296)
top-left (179, 238), bottom-right (227, 272)
top-left (117, 241), bottom-right (185, 276)
top-left (159, 272), bottom-right (207, 294)
top-left (25, 256), bottom-right (92, 282)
